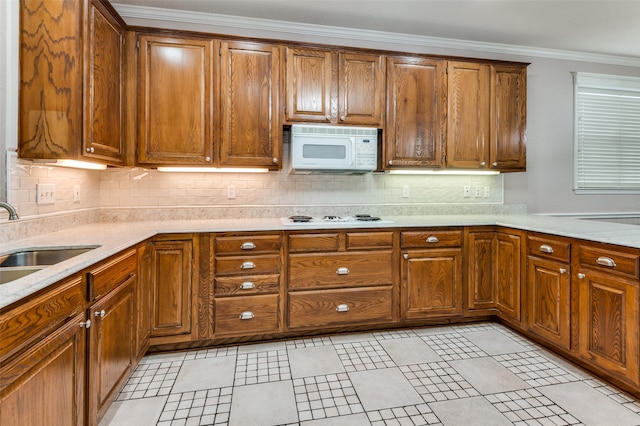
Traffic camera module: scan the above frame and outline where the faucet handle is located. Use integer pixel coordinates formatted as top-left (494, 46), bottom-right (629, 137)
top-left (0, 202), bottom-right (19, 220)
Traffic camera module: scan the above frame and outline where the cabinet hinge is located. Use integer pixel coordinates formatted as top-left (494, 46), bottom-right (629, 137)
top-left (219, 46), bottom-right (222, 56)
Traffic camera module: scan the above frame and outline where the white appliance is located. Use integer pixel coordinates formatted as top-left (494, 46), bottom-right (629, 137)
top-left (290, 124), bottom-right (379, 174)
top-left (281, 215), bottom-right (393, 226)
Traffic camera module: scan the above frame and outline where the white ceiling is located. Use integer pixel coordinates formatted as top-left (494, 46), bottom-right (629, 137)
top-left (114, 0), bottom-right (640, 59)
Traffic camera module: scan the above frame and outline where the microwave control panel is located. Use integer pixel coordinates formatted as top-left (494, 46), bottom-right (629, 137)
top-left (354, 137), bottom-right (378, 169)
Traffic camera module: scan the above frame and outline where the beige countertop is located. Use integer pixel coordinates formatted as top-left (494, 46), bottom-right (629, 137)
top-left (2, 214), bottom-right (640, 309)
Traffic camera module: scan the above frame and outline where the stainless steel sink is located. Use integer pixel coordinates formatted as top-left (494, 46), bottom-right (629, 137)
top-left (0, 267), bottom-right (44, 284)
top-left (0, 247), bottom-right (98, 268)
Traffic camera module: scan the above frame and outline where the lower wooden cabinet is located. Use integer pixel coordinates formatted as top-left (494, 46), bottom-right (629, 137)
top-left (215, 294), bottom-right (280, 336)
top-left (466, 229), bottom-right (497, 312)
top-left (135, 243), bottom-right (153, 360)
top-left (495, 231), bottom-right (522, 322)
top-left (0, 312), bottom-right (86, 426)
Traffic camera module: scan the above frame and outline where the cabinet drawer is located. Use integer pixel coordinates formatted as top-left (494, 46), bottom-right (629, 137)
top-left (215, 294), bottom-right (279, 336)
top-left (215, 274), bottom-right (280, 296)
top-left (579, 245), bottom-right (639, 280)
top-left (215, 235), bottom-right (281, 255)
top-left (527, 234), bottom-right (571, 262)
top-left (401, 230), bottom-right (462, 248)
top-left (288, 251), bottom-right (393, 290)
top-left (346, 232), bottom-right (394, 250)
top-left (288, 287), bottom-right (392, 329)
top-left (89, 249), bottom-right (137, 300)
top-left (215, 254), bottom-right (280, 276)
top-left (288, 233), bottom-right (340, 252)
top-left (0, 275), bottom-right (84, 362)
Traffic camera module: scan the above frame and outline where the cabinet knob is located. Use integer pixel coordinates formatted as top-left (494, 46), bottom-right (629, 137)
top-left (79, 319), bottom-right (91, 328)
top-left (326, 115), bottom-right (331, 121)
top-left (596, 256), bottom-right (616, 267)
top-left (240, 281), bottom-right (255, 290)
top-left (241, 242), bottom-right (256, 250)
top-left (241, 261), bottom-right (255, 269)
top-left (403, 253), bottom-right (409, 259)
top-left (492, 162), bottom-right (498, 167)
top-left (94, 309), bottom-right (106, 318)
top-left (426, 236), bottom-right (439, 243)
top-left (340, 116), bottom-right (345, 121)
top-left (273, 158), bottom-right (278, 163)
top-left (559, 268), bottom-right (567, 274)
top-left (336, 267), bottom-right (350, 275)
top-left (239, 311), bottom-right (254, 320)
top-left (539, 244), bottom-right (554, 254)
top-left (388, 160), bottom-right (393, 166)
top-left (578, 273), bottom-right (586, 279)
top-left (480, 161), bottom-right (486, 167)
top-left (336, 304), bottom-right (350, 313)
top-left (205, 156), bottom-right (211, 162)
top-left (86, 147), bottom-right (95, 153)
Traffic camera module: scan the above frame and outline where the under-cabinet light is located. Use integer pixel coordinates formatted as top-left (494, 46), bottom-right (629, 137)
top-left (33, 159), bottom-right (108, 170)
top-left (387, 169), bottom-right (500, 176)
top-left (156, 167), bottom-right (270, 173)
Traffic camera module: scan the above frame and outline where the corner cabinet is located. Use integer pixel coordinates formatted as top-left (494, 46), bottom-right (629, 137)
top-left (384, 56), bottom-right (447, 169)
top-left (19, 0), bottom-right (125, 165)
top-left (137, 34), bottom-right (214, 166)
top-left (219, 41), bottom-right (282, 168)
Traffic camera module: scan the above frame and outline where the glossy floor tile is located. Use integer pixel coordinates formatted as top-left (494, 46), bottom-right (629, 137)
top-left (100, 323), bottom-right (640, 426)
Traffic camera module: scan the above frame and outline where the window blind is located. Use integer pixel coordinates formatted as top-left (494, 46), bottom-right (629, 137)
top-left (574, 73), bottom-right (640, 193)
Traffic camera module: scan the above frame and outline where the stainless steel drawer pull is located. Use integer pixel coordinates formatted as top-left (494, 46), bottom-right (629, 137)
top-left (596, 257), bottom-right (616, 267)
top-left (539, 244), bottom-right (554, 254)
top-left (241, 261), bottom-right (255, 269)
top-left (241, 242), bottom-right (256, 250)
top-left (336, 304), bottom-right (350, 313)
top-left (239, 311), bottom-right (254, 320)
top-left (336, 267), bottom-right (350, 275)
top-left (240, 282), bottom-right (255, 290)
top-left (94, 309), bottom-right (106, 318)
top-left (426, 236), bottom-right (439, 243)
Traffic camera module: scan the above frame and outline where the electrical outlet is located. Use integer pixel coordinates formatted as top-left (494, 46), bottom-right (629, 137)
top-left (402, 186), bottom-right (410, 198)
top-left (474, 186), bottom-right (482, 198)
top-left (36, 184), bottom-right (56, 204)
top-left (483, 186), bottom-right (491, 198)
top-left (227, 185), bottom-right (236, 199)
top-left (463, 186), bottom-right (471, 197)
top-left (73, 185), bottom-right (81, 202)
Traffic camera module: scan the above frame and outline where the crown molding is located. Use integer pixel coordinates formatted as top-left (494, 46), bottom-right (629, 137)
top-left (113, 3), bottom-right (640, 68)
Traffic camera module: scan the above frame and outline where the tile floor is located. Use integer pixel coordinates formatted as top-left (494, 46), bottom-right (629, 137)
top-left (100, 322), bottom-right (640, 426)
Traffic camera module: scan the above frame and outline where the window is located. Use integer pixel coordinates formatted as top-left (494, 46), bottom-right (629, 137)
top-left (573, 72), bottom-right (640, 193)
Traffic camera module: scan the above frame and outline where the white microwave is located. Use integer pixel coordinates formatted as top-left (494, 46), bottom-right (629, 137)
top-left (289, 124), bottom-right (379, 174)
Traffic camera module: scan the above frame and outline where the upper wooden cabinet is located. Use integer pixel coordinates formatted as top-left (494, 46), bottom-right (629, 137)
top-left (137, 34), bottom-right (214, 166)
top-left (385, 56), bottom-right (447, 168)
top-left (446, 61), bottom-right (527, 171)
top-left (19, 0), bottom-right (125, 165)
top-left (285, 48), bottom-right (385, 126)
top-left (219, 41), bottom-right (282, 168)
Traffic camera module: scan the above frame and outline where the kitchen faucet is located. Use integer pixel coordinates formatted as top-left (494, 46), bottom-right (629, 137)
top-left (0, 202), bottom-right (19, 220)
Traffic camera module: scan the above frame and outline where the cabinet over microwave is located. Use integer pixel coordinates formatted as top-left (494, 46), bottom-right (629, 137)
top-left (289, 124), bottom-right (379, 174)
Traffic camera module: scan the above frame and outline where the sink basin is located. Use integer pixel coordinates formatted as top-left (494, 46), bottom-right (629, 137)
top-left (0, 246), bottom-right (98, 268)
top-left (0, 267), bottom-right (44, 284)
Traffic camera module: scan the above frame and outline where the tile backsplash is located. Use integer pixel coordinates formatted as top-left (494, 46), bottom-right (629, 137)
top-left (6, 144), bottom-right (504, 220)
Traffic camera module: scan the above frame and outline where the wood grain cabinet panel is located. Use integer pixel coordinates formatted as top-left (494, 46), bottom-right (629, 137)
top-left (285, 47), bottom-right (334, 123)
top-left (467, 230), bottom-right (497, 311)
top-left (137, 35), bottom-right (214, 166)
top-left (338, 52), bottom-right (385, 126)
top-left (495, 231), bottom-right (522, 321)
top-left (385, 56), bottom-right (446, 168)
top-left (215, 294), bottom-right (280, 336)
top-left (219, 41), bottom-right (281, 168)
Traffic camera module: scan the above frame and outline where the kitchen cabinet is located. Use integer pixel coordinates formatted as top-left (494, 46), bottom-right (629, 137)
top-left (287, 231), bottom-right (395, 328)
top-left (219, 41), bottom-right (282, 168)
top-left (213, 233), bottom-right (282, 337)
top-left (466, 228), bottom-right (497, 312)
top-left (401, 229), bottom-right (463, 319)
top-left (446, 61), bottom-right (527, 171)
top-left (577, 243), bottom-right (639, 386)
top-left (19, 0), bottom-right (125, 165)
top-left (137, 34), bottom-right (214, 166)
top-left (526, 234), bottom-right (572, 349)
top-left (384, 56), bottom-right (447, 168)
top-left (0, 276), bottom-right (86, 426)
top-left (149, 237), bottom-right (194, 344)
top-left (285, 48), bottom-right (385, 126)
top-left (135, 243), bottom-right (152, 360)
top-left (495, 230), bottom-right (522, 322)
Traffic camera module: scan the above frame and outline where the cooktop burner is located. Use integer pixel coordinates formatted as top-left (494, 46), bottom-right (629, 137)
top-left (282, 214), bottom-right (393, 226)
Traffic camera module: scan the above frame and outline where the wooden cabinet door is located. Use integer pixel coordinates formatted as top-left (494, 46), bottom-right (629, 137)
top-left (138, 35), bottom-right (213, 165)
top-left (84, 0), bottom-right (124, 164)
top-left (401, 248), bottom-right (462, 319)
top-left (88, 276), bottom-right (135, 425)
top-left (150, 240), bottom-right (193, 339)
top-left (285, 47), bottom-right (334, 123)
top-left (0, 312), bottom-right (86, 426)
top-left (219, 41), bottom-right (281, 168)
top-left (490, 64), bottom-right (526, 171)
top-left (338, 52), bottom-right (385, 126)
top-left (578, 270), bottom-right (639, 384)
top-left (467, 231), bottom-right (496, 311)
top-left (385, 56), bottom-right (446, 168)
top-left (495, 231), bottom-right (522, 321)
top-left (527, 257), bottom-right (570, 349)
top-left (446, 61), bottom-right (490, 169)
top-left (135, 243), bottom-right (152, 360)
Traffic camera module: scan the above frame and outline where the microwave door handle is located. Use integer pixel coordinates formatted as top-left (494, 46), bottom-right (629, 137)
top-left (348, 138), bottom-right (354, 167)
